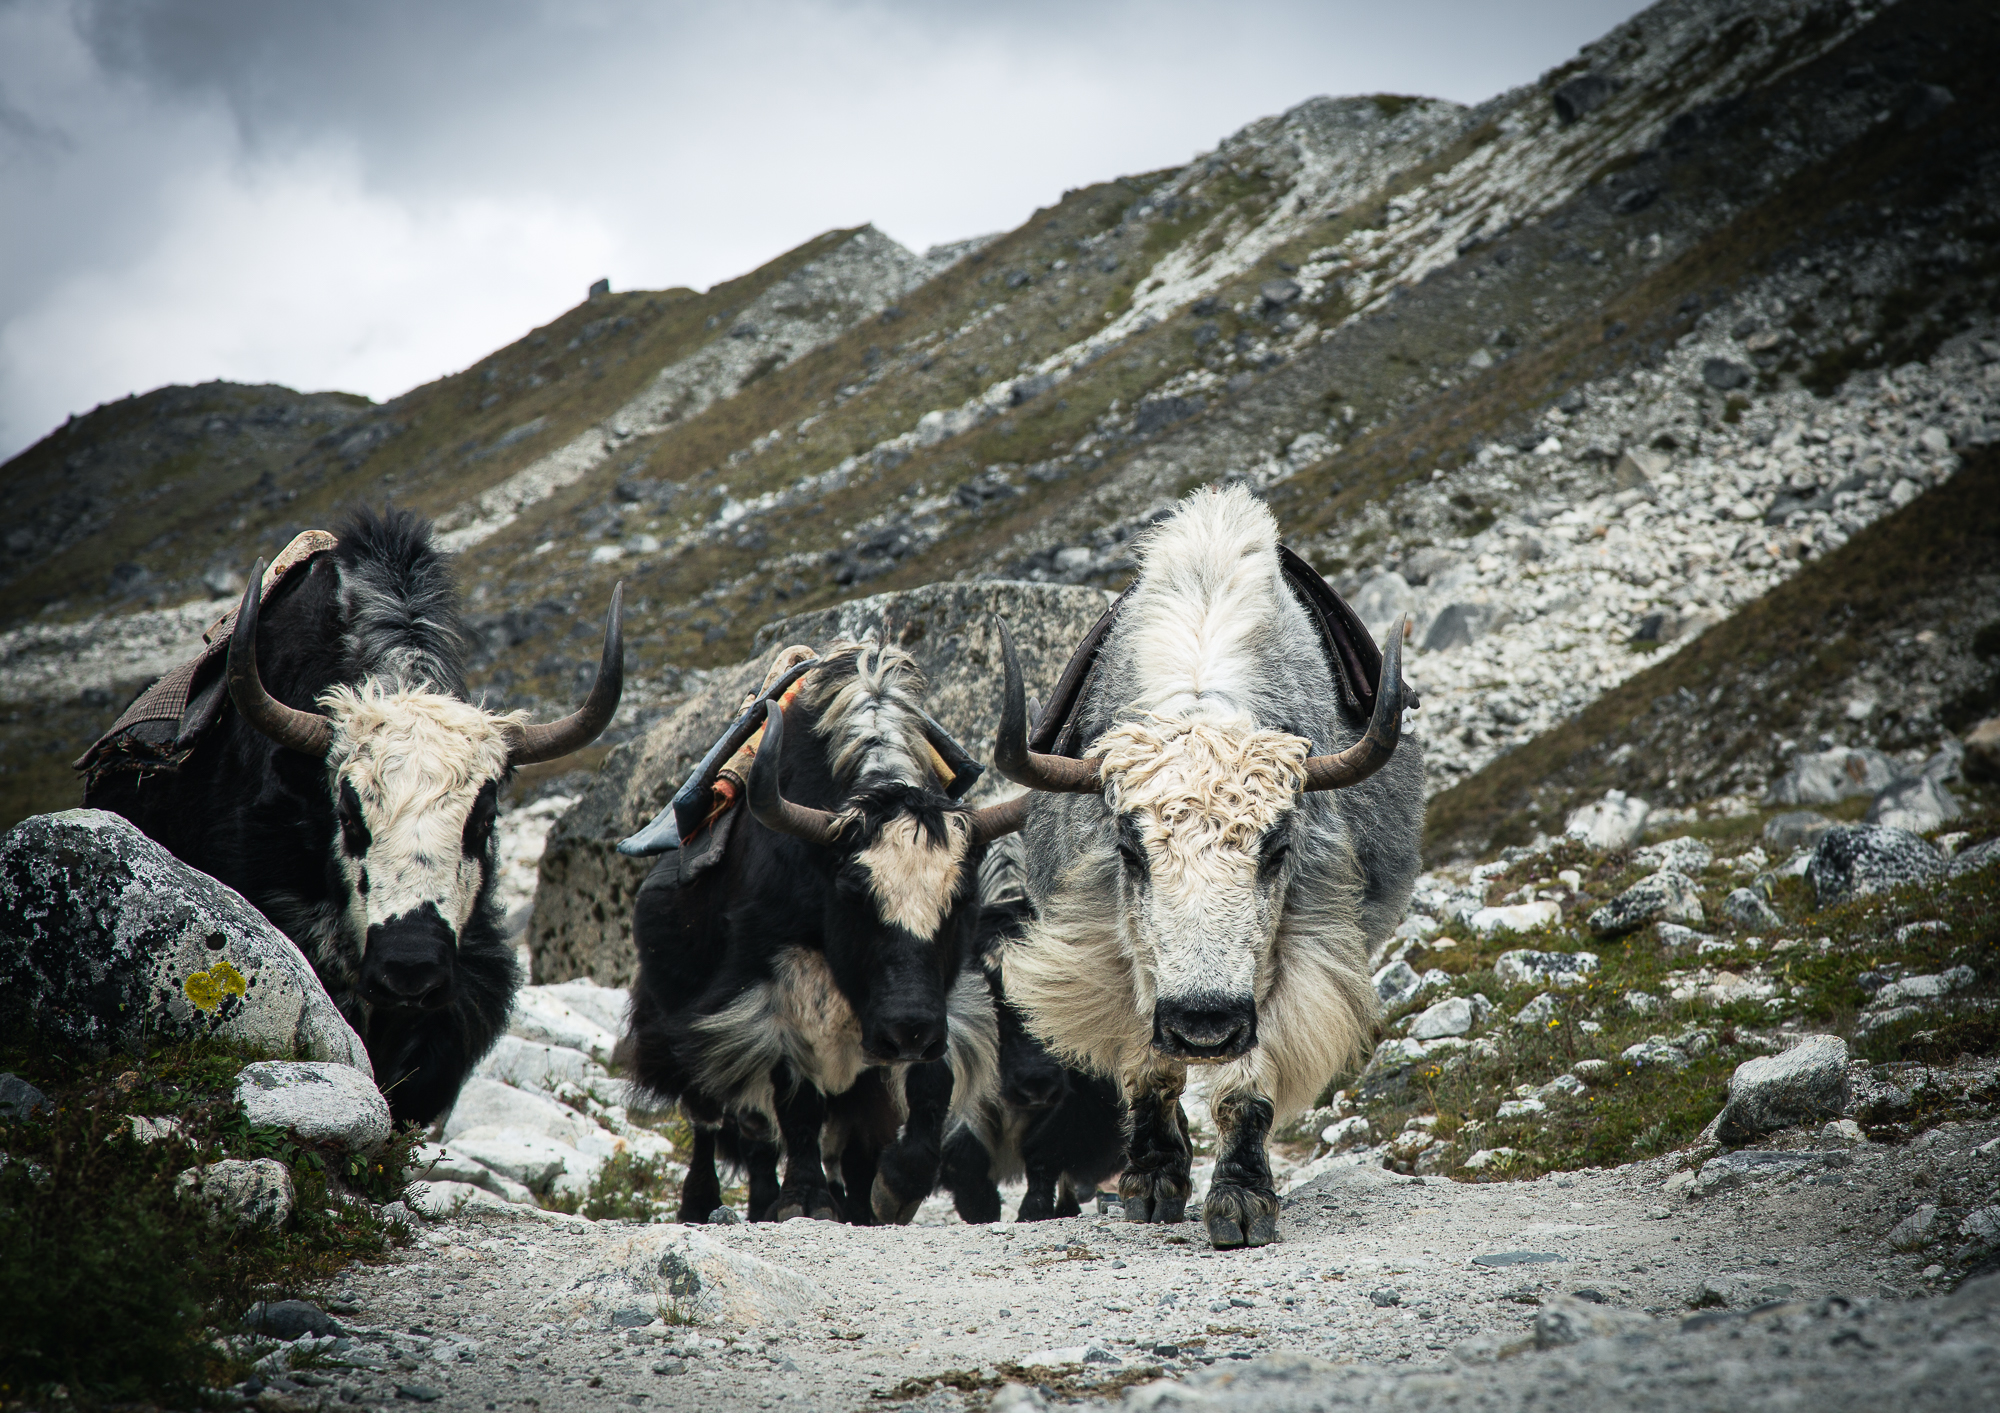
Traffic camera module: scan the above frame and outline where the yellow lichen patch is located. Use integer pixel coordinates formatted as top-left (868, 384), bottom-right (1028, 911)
top-left (183, 960), bottom-right (248, 1013)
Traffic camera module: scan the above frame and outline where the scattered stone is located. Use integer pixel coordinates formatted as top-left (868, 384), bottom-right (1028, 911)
top-left (1534, 1296), bottom-right (1654, 1348)
top-left (509, 989), bottom-right (618, 1062)
top-left (1464, 1148), bottom-right (1521, 1170)
top-left (177, 1158), bottom-right (295, 1230)
top-left (708, 1206), bottom-right (744, 1225)
top-left (1372, 960), bottom-right (1423, 1008)
top-left (127, 1115), bottom-right (182, 1143)
top-left (1495, 950), bottom-right (1599, 989)
top-left (1368, 1288), bottom-right (1401, 1307)
top-left (1321, 1116), bottom-right (1373, 1149)
top-left (243, 1300), bottom-right (341, 1341)
top-left (235, 1061), bottom-right (391, 1153)
top-left (1371, 1037), bottom-right (1429, 1068)
top-left (1572, 1059), bottom-right (1613, 1084)
top-left (1633, 837), bottom-right (1714, 875)
top-left (1695, 1150), bottom-right (1816, 1195)
top-left (395, 1385), bottom-right (442, 1403)
top-left (1949, 837), bottom-right (2000, 877)
top-left (1822, 1119), bottom-right (1866, 1144)
top-left (1622, 1038), bottom-right (1690, 1071)
top-left (1589, 870), bottom-right (1703, 936)
top-left (1867, 775), bottom-right (1961, 834)
top-left (1960, 1207), bottom-right (2000, 1249)
top-left (404, 1179), bottom-right (510, 1220)
top-left (1701, 358), bottom-right (1751, 390)
top-left (1471, 1251), bottom-right (1562, 1267)
top-left (1806, 825), bottom-right (1943, 906)
top-left (1869, 965), bottom-right (1976, 1008)
top-left (1409, 996), bottom-right (1478, 1041)
top-left (1720, 888), bottom-right (1782, 931)
top-left (1766, 749), bottom-right (1901, 805)
top-left (559, 1228), bottom-right (828, 1327)
top-left (1888, 1204), bottom-right (1941, 1251)
top-left (1467, 900), bottom-right (1562, 935)
top-left (1565, 790), bottom-right (1650, 850)
top-left (1513, 993), bottom-right (1559, 1027)
top-left (1625, 990), bottom-right (1660, 1015)
top-left (0, 1073), bottom-right (50, 1122)
top-left (1652, 923), bottom-right (1716, 952)
top-left (0, 811), bottom-right (370, 1073)
top-left (1497, 1097), bottom-right (1546, 1119)
top-left (1713, 1035), bottom-right (1849, 1144)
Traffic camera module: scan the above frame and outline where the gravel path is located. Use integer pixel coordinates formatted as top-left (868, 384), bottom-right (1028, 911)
top-left (297, 1120), bottom-right (2000, 1411)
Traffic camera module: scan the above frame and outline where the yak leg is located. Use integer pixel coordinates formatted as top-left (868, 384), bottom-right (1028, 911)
top-left (767, 1069), bottom-right (838, 1222)
top-left (939, 1127), bottom-right (1002, 1224)
top-left (1017, 1162), bottom-right (1059, 1221)
top-left (742, 1132), bottom-right (782, 1220)
top-left (872, 1059), bottom-right (952, 1225)
top-left (677, 1125), bottom-right (722, 1223)
top-left (1052, 1174), bottom-right (1084, 1220)
top-left (1119, 1059), bottom-right (1191, 1224)
top-left (1203, 1091), bottom-right (1279, 1249)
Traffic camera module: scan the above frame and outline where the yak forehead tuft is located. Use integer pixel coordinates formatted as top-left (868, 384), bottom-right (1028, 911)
top-left (322, 683), bottom-right (515, 832)
top-left (856, 812), bottom-right (972, 938)
top-left (1097, 716), bottom-right (1306, 890)
top-left (806, 639), bottom-right (937, 789)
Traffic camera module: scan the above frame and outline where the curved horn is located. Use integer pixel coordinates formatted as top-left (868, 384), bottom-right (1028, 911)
top-left (747, 699), bottom-right (846, 846)
top-left (991, 617), bottom-right (1101, 794)
top-left (969, 792), bottom-right (1030, 843)
top-left (511, 582), bottom-right (626, 766)
top-left (1302, 618), bottom-right (1407, 792)
top-left (227, 558), bottom-right (333, 757)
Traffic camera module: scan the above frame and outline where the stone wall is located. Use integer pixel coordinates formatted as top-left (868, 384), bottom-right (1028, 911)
top-left (527, 580), bottom-right (1112, 984)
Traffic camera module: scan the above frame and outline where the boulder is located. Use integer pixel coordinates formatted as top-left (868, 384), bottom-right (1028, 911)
top-left (550, 1228), bottom-right (828, 1327)
top-left (243, 1300), bottom-right (342, 1340)
top-left (1371, 960), bottom-right (1423, 1008)
top-left (1713, 1035), bottom-right (1849, 1143)
top-left (1765, 748), bottom-right (1901, 806)
top-left (1888, 1204), bottom-right (1940, 1251)
top-left (1719, 887), bottom-right (1782, 931)
top-left (1351, 571), bottom-right (1417, 644)
top-left (1866, 775), bottom-right (1961, 834)
top-left (1964, 717), bottom-right (2000, 783)
top-left (1409, 997), bottom-right (1476, 1041)
top-left (1496, 951), bottom-right (1598, 989)
top-left (1564, 790), bottom-right (1650, 850)
top-left (1588, 870), bottom-right (1703, 936)
top-left (533, 979), bottom-right (631, 1036)
top-left (411, 1142), bottom-right (538, 1205)
top-left (1763, 810), bottom-right (1833, 853)
top-left (404, 1179), bottom-right (514, 1220)
top-left (1467, 900), bottom-right (1561, 935)
top-left (234, 1061), bottom-right (391, 1153)
top-left (0, 1073), bottom-right (50, 1122)
top-left (1806, 825), bottom-right (1943, 907)
top-left (508, 990), bottom-right (617, 1062)
top-left (476, 1034), bottom-right (607, 1093)
top-left (530, 582), bottom-right (1113, 984)
top-left (1950, 837), bottom-right (2000, 878)
top-left (1622, 1038), bottom-right (1690, 1071)
top-left (177, 1158), bottom-right (295, 1230)
top-left (0, 811), bottom-right (370, 1075)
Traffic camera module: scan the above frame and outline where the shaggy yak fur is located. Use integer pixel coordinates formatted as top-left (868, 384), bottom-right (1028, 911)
top-left (1002, 485), bottom-right (1423, 1248)
top-left (88, 507), bottom-right (616, 1125)
top-left (626, 642), bottom-right (1002, 1226)
top-left (938, 835), bottom-right (1126, 1223)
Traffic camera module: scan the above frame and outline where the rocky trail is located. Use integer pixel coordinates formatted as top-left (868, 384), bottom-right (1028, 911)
top-left (293, 1116), bottom-right (2000, 1412)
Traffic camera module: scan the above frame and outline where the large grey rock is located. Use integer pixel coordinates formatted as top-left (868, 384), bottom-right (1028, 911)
top-left (1763, 810), bottom-right (1833, 853)
top-left (1421, 601), bottom-right (1507, 653)
top-left (1494, 950), bottom-right (1598, 989)
top-left (1588, 870), bottom-right (1703, 936)
top-left (1719, 887), bottom-right (1782, 931)
top-left (0, 810), bottom-right (370, 1075)
top-left (1564, 790), bottom-right (1650, 850)
top-left (1351, 571), bottom-right (1417, 644)
top-left (1866, 774), bottom-right (1961, 833)
top-left (1713, 1035), bottom-right (1849, 1144)
top-left (1765, 748), bottom-right (1901, 805)
top-left (530, 582), bottom-right (1112, 984)
top-left (1408, 996), bottom-right (1476, 1041)
top-left (177, 1158), bottom-right (295, 1230)
top-left (1806, 824), bottom-right (1944, 907)
top-left (1950, 837), bottom-right (2000, 878)
top-left (1371, 960), bottom-right (1423, 1008)
top-left (475, 1034), bottom-right (607, 1093)
top-left (234, 1060), bottom-right (391, 1153)
top-left (411, 1142), bottom-right (538, 1205)
top-left (550, 1228), bottom-right (829, 1327)
top-left (0, 1073), bottom-right (50, 1122)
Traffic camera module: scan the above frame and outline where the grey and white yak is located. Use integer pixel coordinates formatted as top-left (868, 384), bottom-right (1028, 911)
top-left (82, 507), bottom-right (623, 1125)
top-left (992, 484), bottom-right (1422, 1248)
top-left (623, 641), bottom-right (1022, 1224)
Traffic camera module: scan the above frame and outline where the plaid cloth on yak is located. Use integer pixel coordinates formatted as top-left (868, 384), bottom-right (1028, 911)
top-left (73, 530), bottom-right (338, 783)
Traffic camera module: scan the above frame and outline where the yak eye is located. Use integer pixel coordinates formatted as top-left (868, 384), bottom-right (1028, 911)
top-left (462, 782), bottom-right (499, 855)
top-left (337, 780), bottom-right (371, 857)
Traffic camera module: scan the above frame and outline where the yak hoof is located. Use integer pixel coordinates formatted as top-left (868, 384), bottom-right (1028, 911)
top-left (1119, 1170), bottom-right (1189, 1224)
top-left (870, 1173), bottom-right (924, 1225)
top-left (1202, 1182), bottom-right (1279, 1249)
top-left (767, 1187), bottom-right (838, 1222)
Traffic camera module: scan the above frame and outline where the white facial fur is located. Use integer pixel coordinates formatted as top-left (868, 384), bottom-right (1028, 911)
top-left (321, 683), bottom-right (518, 946)
top-left (1096, 716), bottom-right (1308, 1015)
top-left (856, 813), bottom-right (973, 938)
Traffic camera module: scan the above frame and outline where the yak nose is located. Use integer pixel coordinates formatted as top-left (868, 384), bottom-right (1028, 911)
top-left (1004, 1069), bottom-right (1065, 1111)
top-left (868, 1013), bottom-right (946, 1063)
top-left (1153, 997), bottom-right (1256, 1059)
top-left (364, 908), bottom-right (454, 1011)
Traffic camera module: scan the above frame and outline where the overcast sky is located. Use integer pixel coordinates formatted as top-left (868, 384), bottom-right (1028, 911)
top-left (0, 0), bottom-right (1647, 460)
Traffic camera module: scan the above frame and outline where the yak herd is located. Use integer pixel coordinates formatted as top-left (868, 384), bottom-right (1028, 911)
top-left (86, 485), bottom-right (1419, 1250)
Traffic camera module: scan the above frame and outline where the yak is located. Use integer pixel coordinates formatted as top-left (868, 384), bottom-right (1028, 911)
top-left (938, 834), bottom-right (1126, 1223)
top-left (992, 485), bottom-right (1422, 1249)
top-left (625, 641), bottom-right (1023, 1224)
top-left (84, 507), bottom-right (622, 1125)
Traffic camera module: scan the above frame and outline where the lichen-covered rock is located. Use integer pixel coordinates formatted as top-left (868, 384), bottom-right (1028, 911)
top-left (1805, 824), bottom-right (1944, 907)
top-left (1371, 960), bottom-right (1422, 1008)
top-left (177, 1158), bottom-right (295, 1230)
top-left (530, 581), bottom-right (1113, 984)
top-left (1589, 870), bottom-right (1703, 936)
top-left (1467, 900), bottom-right (1562, 936)
top-left (1765, 747), bottom-right (1901, 805)
top-left (0, 810), bottom-right (370, 1075)
top-left (1713, 1035), bottom-right (1849, 1144)
top-left (1632, 837), bottom-right (1713, 875)
top-left (234, 1060), bottom-right (391, 1153)
top-left (1494, 950), bottom-right (1599, 989)
top-left (1719, 887), bottom-right (1782, 931)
